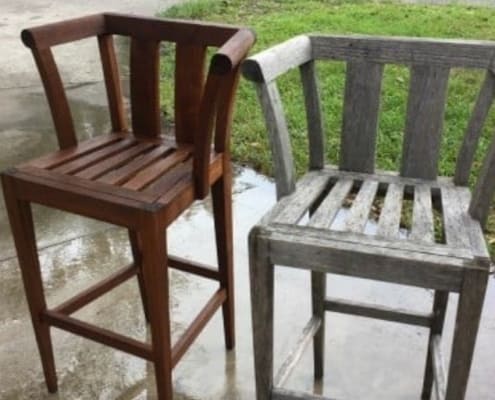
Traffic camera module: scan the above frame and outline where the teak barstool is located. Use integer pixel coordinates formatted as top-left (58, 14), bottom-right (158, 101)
top-left (1, 13), bottom-right (254, 399)
top-left (243, 35), bottom-right (495, 400)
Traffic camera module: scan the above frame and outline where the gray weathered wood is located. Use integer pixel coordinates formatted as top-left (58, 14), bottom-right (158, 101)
top-left (410, 184), bottom-right (435, 243)
top-left (432, 335), bottom-right (447, 400)
top-left (273, 173), bottom-right (329, 224)
top-left (309, 178), bottom-right (353, 229)
top-left (455, 70), bottom-right (495, 186)
top-left (340, 61), bottom-right (383, 173)
top-left (469, 128), bottom-right (495, 227)
top-left (261, 224), bottom-right (468, 292)
top-left (344, 180), bottom-right (379, 233)
top-left (401, 65), bottom-right (450, 180)
top-left (300, 61), bottom-right (325, 170)
top-left (376, 183), bottom-right (404, 238)
top-left (441, 187), bottom-right (472, 249)
top-left (242, 35), bottom-right (312, 83)
top-left (445, 268), bottom-right (489, 400)
top-left (324, 297), bottom-right (432, 327)
top-left (310, 34), bottom-right (495, 70)
top-left (249, 228), bottom-right (274, 400)
top-left (274, 317), bottom-right (321, 387)
top-left (422, 291), bottom-right (449, 400)
top-left (272, 388), bottom-right (335, 400)
top-left (256, 81), bottom-right (296, 199)
top-left (311, 271), bottom-right (326, 379)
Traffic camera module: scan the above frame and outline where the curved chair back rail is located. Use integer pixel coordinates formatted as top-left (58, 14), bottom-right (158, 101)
top-left (22, 12), bottom-right (255, 199)
top-left (242, 34), bottom-right (495, 227)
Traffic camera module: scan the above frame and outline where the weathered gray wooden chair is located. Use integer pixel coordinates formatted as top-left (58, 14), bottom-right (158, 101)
top-left (243, 35), bottom-right (495, 400)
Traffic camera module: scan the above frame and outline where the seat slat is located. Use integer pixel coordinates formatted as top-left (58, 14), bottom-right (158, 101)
top-left (340, 61), bottom-right (383, 173)
top-left (53, 138), bottom-right (137, 175)
top-left (308, 178), bottom-right (353, 229)
top-left (97, 145), bottom-right (173, 185)
top-left (344, 180), bottom-right (379, 233)
top-left (410, 184), bottom-right (435, 243)
top-left (441, 187), bottom-right (472, 249)
top-left (75, 142), bottom-right (155, 179)
top-left (376, 183), bottom-right (404, 238)
top-left (123, 148), bottom-right (191, 191)
top-left (401, 65), bottom-right (450, 180)
top-left (143, 159), bottom-right (192, 198)
top-left (273, 173), bottom-right (330, 225)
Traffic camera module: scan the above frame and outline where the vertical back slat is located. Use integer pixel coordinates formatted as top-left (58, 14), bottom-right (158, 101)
top-left (256, 82), bottom-right (296, 199)
top-left (299, 61), bottom-right (325, 170)
top-left (401, 65), bottom-right (450, 180)
top-left (32, 48), bottom-right (77, 149)
top-left (469, 130), bottom-right (495, 227)
top-left (130, 38), bottom-right (161, 138)
top-left (340, 61), bottom-right (384, 173)
top-left (454, 70), bottom-right (495, 186)
top-left (175, 44), bottom-right (207, 144)
top-left (98, 34), bottom-right (128, 133)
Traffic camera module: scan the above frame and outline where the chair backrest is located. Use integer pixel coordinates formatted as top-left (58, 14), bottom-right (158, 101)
top-left (22, 13), bottom-right (255, 198)
top-left (242, 34), bottom-right (495, 227)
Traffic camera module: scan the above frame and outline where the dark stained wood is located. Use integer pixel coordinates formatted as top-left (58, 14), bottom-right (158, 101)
top-left (31, 48), bottom-right (77, 149)
top-left (98, 34), bottom-right (128, 132)
top-left (5, 14), bottom-right (254, 400)
top-left (130, 38), bottom-right (161, 138)
top-left (175, 44), bottom-right (207, 144)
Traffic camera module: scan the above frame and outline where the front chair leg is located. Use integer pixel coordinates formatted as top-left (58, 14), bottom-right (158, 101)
top-left (1, 174), bottom-right (58, 392)
top-left (445, 268), bottom-right (488, 400)
top-left (138, 216), bottom-right (173, 400)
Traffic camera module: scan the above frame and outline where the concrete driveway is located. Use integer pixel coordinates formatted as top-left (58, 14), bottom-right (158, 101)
top-left (1, 1), bottom-right (495, 399)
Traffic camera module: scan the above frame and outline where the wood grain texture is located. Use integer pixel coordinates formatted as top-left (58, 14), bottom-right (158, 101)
top-left (300, 61), bottom-right (325, 170)
top-left (431, 335), bottom-right (447, 400)
top-left (256, 82), bottom-right (297, 198)
top-left (410, 184), bottom-right (435, 243)
top-left (344, 180), bottom-right (379, 233)
top-left (175, 44), bottom-right (207, 144)
top-left (441, 186), bottom-right (471, 249)
top-left (130, 38), bottom-right (161, 138)
top-left (340, 61), bottom-right (383, 173)
top-left (401, 65), bottom-right (450, 180)
top-left (455, 71), bottom-right (495, 185)
top-left (376, 183), bottom-right (404, 238)
top-left (98, 34), bottom-right (127, 132)
top-left (309, 178), bottom-right (353, 229)
top-left (310, 34), bottom-right (495, 69)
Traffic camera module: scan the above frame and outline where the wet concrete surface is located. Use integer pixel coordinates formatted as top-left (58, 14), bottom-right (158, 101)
top-left (1, 1), bottom-right (495, 399)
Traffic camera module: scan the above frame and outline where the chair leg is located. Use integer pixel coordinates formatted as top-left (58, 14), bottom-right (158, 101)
top-left (1, 175), bottom-right (57, 392)
top-left (249, 230), bottom-right (274, 400)
top-left (128, 229), bottom-right (150, 323)
top-left (421, 290), bottom-right (449, 400)
top-left (311, 271), bottom-right (326, 380)
top-left (445, 269), bottom-right (488, 400)
top-left (212, 170), bottom-right (235, 349)
top-left (138, 218), bottom-right (173, 400)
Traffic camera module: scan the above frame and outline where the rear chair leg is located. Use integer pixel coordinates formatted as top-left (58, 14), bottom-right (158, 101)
top-left (212, 170), bottom-right (235, 349)
top-left (311, 271), bottom-right (326, 380)
top-left (128, 229), bottom-right (150, 323)
top-left (421, 290), bottom-right (449, 400)
top-left (138, 218), bottom-right (173, 400)
top-left (1, 174), bottom-right (58, 392)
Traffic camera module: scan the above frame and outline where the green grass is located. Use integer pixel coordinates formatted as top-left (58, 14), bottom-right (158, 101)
top-left (160, 0), bottom-right (495, 254)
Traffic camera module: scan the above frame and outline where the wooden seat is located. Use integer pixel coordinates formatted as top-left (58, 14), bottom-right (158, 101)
top-left (1, 13), bottom-right (254, 399)
top-left (243, 35), bottom-right (495, 400)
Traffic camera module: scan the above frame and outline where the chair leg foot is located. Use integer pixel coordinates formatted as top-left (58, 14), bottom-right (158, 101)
top-left (138, 220), bottom-right (173, 400)
top-left (212, 172), bottom-right (235, 350)
top-left (311, 271), bottom-right (326, 380)
top-left (421, 290), bottom-right (449, 400)
top-left (1, 175), bottom-right (58, 392)
top-left (249, 230), bottom-right (274, 400)
top-left (445, 269), bottom-right (488, 400)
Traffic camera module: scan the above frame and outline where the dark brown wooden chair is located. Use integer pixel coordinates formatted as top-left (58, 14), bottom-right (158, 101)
top-left (243, 35), bottom-right (495, 400)
top-left (1, 13), bottom-right (254, 399)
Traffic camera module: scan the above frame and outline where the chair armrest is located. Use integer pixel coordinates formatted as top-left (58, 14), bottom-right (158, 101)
top-left (211, 29), bottom-right (256, 74)
top-left (242, 35), bottom-right (312, 83)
